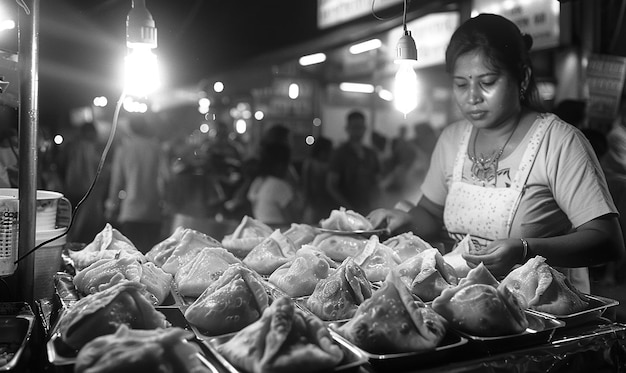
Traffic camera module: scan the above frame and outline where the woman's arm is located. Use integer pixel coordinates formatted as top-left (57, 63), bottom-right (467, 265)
top-left (368, 196), bottom-right (445, 241)
top-left (464, 214), bottom-right (625, 277)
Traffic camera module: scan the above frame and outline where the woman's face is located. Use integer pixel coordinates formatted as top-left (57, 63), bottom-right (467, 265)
top-left (452, 50), bottom-right (521, 130)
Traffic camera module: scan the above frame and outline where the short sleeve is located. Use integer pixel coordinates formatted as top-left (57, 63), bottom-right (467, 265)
top-left (421, 123), bottom-right (463, 206)
top-left (545, 123), bottom-right (617, 227)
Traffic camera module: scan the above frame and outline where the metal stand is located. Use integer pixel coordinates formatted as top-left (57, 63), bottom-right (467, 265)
top-left (16, 0), bottom-right (40, 305)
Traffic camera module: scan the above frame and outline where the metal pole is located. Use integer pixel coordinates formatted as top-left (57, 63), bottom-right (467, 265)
top-left (17, 0), bottom-right (39, 304)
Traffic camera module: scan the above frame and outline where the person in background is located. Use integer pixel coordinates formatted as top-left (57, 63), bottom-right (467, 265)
top-left (301, 136), bottom-right (334, 224)
top-left (225, 123), bottom-right (298, 219)
top-left (0, 105), bottom-right (18, 188)
top-left (381, 125), bottom-right (419, 207)
top-left (327, 110), bottom-right (381, 215)
top-left (368, 14), bottom-right (624, 293)
top-left (104, 113), bottom-right (166, 253)
top-left (58, 121), bottom-right (109, 243)
top-left (247, 142), bottom-right (297, 227)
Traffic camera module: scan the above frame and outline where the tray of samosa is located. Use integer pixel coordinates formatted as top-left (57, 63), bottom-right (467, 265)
top-left (497, 256), bottom-right (619, 327)
top-left (47, 281), bottom-right (202, 367)
top-left (327, 270), bottom-right (470, 369)
top-left (525, 294), bottom-right (619, 326)
top-left (202, 297), bottom-right (368, 373)
top-left (429, 261), bottom-right (568, 353)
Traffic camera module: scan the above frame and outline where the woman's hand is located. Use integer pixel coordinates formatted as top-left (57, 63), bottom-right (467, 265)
top-left (462, 238), bottom-right (524, 278)
top-left (367, 208), bottom-right (412, 233)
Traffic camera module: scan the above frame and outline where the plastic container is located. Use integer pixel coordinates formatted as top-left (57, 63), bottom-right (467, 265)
top-left (33, 227), bottom-right (68, 300)
top-left (0, 196), bottom-right (19, 277)
top-left (0, 189), bottom-right (72, 231)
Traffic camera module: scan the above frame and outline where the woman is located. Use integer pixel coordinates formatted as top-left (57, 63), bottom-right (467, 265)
top-left (247, 142), bottom-right (299, 227)
top-left (368, 14), bottom-right (624, 292)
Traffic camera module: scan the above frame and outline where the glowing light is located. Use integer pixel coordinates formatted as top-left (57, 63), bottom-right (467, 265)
top-left (394, 62), bottom-right (418, 115)
top-left (93, 96), bottom-right (108, 107)
top-left (288, 83), bottom-right (299, 99)
top-left (378, 88), bottom-right (394, 101)
top-left (339, 82), bottom-right (375, 93)
top-left (53, 135), bottom-right (63, 145)
top-left (123, 96), bottom-right (148, 113)
top-left (349, 39), bottom-right (382, 54)
top-left (200, 123), bottom-right (210, 133)
top-left (124, 46), bottom-right (160, 97)
top-left (305, 135), bottom-right (315, 145)
top-left (299, 53), bottom-right (326, 66)
top-left (198, 97), bottom-right (210, 114)
top-left (242, 110), bottom-right (251, 119)
top-left (235, 119), bottom-right (247, 134)
top-left (0, 19), bottom-right (15, 32)
top-left (312, 118), bottom-right (322, 127)
top-left (214, 81), bottom-right (224, 93)
top-left (254, 110), bottom-right (264, 120)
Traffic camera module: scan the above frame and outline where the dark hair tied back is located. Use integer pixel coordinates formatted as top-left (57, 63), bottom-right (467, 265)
top-left (522, 33), bottom-right (533, 51)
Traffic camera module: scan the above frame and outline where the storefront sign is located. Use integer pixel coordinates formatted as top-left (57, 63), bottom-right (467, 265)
top-left (472, 0), bottom-right (560, 50)
top-left (586, 54), bottom-right (626, 120)
top-left (386, 11), bottom-right (460, 69)
top-left (317, 0), bottom-right (403, 29)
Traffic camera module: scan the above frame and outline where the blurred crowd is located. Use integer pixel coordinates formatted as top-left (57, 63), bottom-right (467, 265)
top-left (2, 99), bottom-right (625, 290)
top-left (0, 108), bottom-right (439, 254)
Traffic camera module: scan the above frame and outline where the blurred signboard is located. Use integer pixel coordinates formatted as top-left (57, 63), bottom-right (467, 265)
top-left (318, 0), bottom-right (403, 29)
top-left (586, 54), bottom-right (626, 120)
top-left (472, 0), bottom-right (560, 50)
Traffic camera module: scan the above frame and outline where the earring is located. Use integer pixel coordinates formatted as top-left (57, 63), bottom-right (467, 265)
top-left (519, 87), bottom-right (526, 100)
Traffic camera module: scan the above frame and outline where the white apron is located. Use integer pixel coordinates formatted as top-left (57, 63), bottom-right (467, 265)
top-left (443, 116), bottom-right (590, 292)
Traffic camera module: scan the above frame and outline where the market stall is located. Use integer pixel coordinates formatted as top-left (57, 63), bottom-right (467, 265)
top-left (2, 208), bottom-right (625, 373)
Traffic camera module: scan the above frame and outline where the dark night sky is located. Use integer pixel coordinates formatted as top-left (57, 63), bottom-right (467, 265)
top-left (34, 0), bottom-right (322, 126)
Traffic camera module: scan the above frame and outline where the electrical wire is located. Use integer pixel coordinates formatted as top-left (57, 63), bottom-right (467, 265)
top-left (14, 90), bottom-right (127, 264)
top-left (370, 0), bottom-right (406, 21)
top-left (402, 0), bottom-right (408, 32)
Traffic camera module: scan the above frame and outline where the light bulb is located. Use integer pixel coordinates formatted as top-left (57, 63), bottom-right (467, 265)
top-left (125, 0), bottom-right (158, 96)
top-left (393, 28), bottom-right (418, 115)
top-left (124, 46), bottom-right (160, 97)
top-left (394, 61), bottom-right (418, 115)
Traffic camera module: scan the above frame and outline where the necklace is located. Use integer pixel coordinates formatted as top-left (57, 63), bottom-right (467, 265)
top-left (469, 119), bottom-right (518, 186)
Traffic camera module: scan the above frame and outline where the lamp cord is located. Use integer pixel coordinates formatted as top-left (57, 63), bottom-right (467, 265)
top-left (402, 0), bottom-right (408, 32)
top-left (370, 0), bottom-right (410, 22)
top-left (14, 90), bottom-right (126, 264)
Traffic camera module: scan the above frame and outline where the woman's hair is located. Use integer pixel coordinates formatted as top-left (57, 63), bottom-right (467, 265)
top-left (445, 13), bottom-right (545, 112)
top-left (258, 143), bottom-right (291, 177)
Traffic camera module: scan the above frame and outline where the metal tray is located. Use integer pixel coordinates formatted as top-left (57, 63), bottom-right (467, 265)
top-left (0, 303), bottom-right (36, 372)
top-left (526, 294), bottom-right (619, 327)
top-left (452, 311), bottom-right (565, 353)
top-left (317, 228), bottom-right (389, 236)
top-left (202, 331), bottom-right (368, 373)
top-left (329, 325), bottom-right (468, 370)
top-left (46, 306), bottom-right (193, 366)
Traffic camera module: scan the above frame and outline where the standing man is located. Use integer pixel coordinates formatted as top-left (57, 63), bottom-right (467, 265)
top-left (105, 113), bottom-right (166, 253)
top-left (327, 110), bottom-right (381, 215)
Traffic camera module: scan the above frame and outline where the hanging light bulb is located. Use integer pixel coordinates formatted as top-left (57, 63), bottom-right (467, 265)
top-left (393, 0), bottom-right (418, 116)
top-left (125, 0), bottom-right (159, 97)
top-left (394, 57), bottom-right (418, 115)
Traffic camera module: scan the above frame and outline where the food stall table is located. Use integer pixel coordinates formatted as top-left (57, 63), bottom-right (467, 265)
top-left (356, 320), bottom-right (626, 373)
